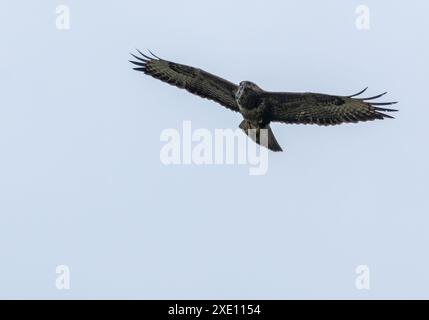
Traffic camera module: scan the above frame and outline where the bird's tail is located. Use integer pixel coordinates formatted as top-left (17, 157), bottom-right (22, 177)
top-left (239, 120), bottom-right (283, 152)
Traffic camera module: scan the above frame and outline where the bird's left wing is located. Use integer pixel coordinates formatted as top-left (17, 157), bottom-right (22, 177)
top-left (264, 88), bottom-right (398, 125)
top-left (130, 50), bottom-right (239, 112)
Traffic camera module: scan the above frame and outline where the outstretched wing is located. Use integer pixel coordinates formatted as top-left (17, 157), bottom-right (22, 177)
top-left (265, 88), bottom-right (398, 125)
top-left (130, 50), bottom-right (239, 112)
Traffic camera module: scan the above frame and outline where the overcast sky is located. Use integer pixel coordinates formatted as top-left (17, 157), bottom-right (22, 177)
top-left (1, 0), bottom-right (428, 298)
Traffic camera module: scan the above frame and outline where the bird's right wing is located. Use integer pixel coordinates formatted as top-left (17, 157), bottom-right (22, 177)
top-left (130, 50), bottom-right (239, 112)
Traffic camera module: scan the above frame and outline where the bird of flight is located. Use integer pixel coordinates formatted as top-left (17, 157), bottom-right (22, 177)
top-left (130, 50), bottom-right (397, 152)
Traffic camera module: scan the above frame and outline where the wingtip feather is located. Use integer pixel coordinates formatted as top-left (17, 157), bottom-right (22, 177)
top-left (147, 49), bottom-right (161, 59)
top-left (347, 87), bottom-right (368, 97)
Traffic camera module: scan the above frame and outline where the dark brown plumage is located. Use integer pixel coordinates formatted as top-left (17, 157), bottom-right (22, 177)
top-left (130, 50), bottom-right (239, 112)
top-left (130, 50), bottom-right (397, 151)
top-left (265, 90), bottom-right (397, 126)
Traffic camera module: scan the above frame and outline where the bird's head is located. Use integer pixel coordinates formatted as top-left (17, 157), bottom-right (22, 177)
top-left (235, 81), bottom-right (262, 100)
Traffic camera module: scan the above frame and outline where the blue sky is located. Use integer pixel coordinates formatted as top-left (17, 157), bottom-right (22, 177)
top-left (0, 0), bottom-right (428, 298)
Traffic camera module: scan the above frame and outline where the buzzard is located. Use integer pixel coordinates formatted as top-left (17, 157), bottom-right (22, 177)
top-left (130, 50), bottom-right (397, 152)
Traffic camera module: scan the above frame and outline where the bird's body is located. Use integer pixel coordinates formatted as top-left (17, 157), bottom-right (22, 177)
top-left (235, 81), bottom-right (266, 124)
top-left (130, 50), bottom-right (397, 152)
